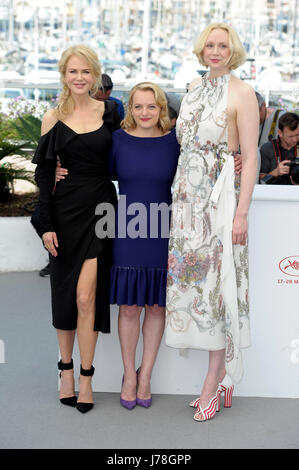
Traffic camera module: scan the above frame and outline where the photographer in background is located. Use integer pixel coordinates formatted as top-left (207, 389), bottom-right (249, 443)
top-left (259, 112), bottom-right (299, 185)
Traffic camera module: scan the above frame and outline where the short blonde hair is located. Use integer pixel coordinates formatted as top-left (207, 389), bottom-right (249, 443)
top-left (121, 82), bottom-right (171, 134)
top-left (56, 45), bottom-right (102, 120)
top-left (193, 23), bottom-right (246, 70)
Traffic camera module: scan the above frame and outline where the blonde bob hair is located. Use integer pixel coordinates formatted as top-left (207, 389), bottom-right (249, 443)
top-left (193, 23), bottom-right (246, 70)
top-left (121, 82), bottom-right (171, 134)
top-left (55, 45), bottom-right (102, 120)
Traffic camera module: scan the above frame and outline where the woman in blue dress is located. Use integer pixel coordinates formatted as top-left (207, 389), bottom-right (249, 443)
top-left (109, 83), bottom-right (180, 408)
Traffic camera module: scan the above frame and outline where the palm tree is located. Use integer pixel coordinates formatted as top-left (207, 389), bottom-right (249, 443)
top-left (9, 115), bottom-right (41, 149)
top-left (0, 115), bottom-right (40, 202)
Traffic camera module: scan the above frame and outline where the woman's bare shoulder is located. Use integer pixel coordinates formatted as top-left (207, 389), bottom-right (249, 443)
top-left (41, 109), bottom-right (58, 135)
top-left (230, 74), bottom-right (255, 99)
top-left (91, 99), bottom-right (105, 115)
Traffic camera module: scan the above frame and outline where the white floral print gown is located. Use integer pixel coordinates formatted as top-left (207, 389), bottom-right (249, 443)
top-left (165, 72), bottom-right (250, 383)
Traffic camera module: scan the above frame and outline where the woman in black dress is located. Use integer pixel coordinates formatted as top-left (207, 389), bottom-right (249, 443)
top-left (33, 45), bottom-right (120, 413)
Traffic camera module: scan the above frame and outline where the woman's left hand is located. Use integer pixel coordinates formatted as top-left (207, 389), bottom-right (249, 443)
top-left (232, 213), bottom-right (247, 245)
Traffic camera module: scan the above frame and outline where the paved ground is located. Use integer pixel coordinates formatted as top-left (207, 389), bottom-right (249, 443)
top-left (0, 271), bottom-right (299, 451)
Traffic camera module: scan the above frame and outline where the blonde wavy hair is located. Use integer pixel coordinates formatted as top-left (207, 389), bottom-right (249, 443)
top-left (121, 82), bottom-right (171, 134)
top-left (193, 23), bottom-right (246, 70)
top-left (55, 45), bottom-right (102, 120)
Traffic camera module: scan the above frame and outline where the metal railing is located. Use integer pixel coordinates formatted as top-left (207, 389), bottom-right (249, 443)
top-left (0, 80), bottom-right (298, 110)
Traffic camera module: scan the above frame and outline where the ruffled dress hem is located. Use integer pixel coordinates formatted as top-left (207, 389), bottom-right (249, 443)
top-left (110, 265), bottom-right (167, 307)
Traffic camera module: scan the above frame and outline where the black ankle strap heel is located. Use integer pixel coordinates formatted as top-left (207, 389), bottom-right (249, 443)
top-left (80, 365), bottom-right (95, 376)
top-left (77, 365), bottom-right (95, 414)
top-left (58, 358), bottom-right (77, 408)
top-left (58, 358), bottom-right (74, 372)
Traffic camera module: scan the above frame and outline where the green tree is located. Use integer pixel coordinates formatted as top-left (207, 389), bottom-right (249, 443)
top-left (0, 115), bottom-right (41, 202)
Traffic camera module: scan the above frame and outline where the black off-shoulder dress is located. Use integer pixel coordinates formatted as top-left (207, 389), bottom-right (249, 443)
top-left (32, 101), bottom-right (120, 332)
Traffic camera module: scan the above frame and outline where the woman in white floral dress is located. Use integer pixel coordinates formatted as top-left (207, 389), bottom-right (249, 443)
top-left (165, 23), bottom-right (259, 421)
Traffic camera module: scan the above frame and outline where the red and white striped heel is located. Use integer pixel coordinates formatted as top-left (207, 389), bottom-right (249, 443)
top-left (189, 396), bottom-right (201, 408)
top-left (189, 374), bottom-right (234, 410)
top-left (193, 387), bottom-right (221, 422)
top-left (219, 374), bottom-right (234, 408)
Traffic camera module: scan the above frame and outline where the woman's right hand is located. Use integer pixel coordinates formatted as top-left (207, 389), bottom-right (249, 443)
top-left (42, 232), bottom-right (59, 257)
top-left (55, 160), bottom-right (68, 182)
top-left (234, 154), bottom-right (242, 176)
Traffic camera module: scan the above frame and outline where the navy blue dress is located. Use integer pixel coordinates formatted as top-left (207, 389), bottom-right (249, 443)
top-left (109, 128), bottom-right (180, 307)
